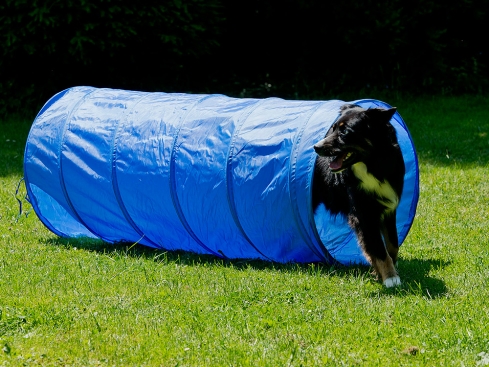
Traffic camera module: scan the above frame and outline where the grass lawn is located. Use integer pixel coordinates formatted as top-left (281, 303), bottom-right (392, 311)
top-left (1, 93), bottom-right (489, 366)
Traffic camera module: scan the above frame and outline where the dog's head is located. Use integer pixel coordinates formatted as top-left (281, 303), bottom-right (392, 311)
top-left (313, 104), bottom-right (397, 173)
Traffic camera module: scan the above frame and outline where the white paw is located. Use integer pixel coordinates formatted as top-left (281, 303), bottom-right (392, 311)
top-left (383, 276), bottom-right (401, 288)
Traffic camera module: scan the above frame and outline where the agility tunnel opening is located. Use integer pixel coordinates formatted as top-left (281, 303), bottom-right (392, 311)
top-left (23, 87), bottom-right (419, 265)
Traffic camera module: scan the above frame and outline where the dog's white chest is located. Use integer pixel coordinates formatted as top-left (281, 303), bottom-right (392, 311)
top-left (351, 162), bottom-right (399, 211)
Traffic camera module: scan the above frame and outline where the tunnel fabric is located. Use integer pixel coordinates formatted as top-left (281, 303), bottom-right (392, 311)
top-left (23, 87), bottom-right (419, 264)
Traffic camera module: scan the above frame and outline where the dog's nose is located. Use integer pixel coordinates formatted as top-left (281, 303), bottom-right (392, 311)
top-left (314, 144), bottom-right (326, 155)
top-left (314, 143), bottom-right (325, 152)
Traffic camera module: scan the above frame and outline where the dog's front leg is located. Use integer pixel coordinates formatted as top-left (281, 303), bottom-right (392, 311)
top-left (348, 214), bottom-right (401, 288)
top-left (381, 213), bottom-right (399, 264)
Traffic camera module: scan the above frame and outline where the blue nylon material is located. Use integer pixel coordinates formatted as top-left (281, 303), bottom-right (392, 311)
top-left (24, 87), bottom-right (419, 264)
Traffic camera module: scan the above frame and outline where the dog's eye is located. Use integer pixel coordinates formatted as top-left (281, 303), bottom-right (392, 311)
top-left (334, 122), bottom-right (345, 132)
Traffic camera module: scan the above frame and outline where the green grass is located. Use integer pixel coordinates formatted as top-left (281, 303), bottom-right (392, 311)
top-left (1, 94), bottom-right (489, 366)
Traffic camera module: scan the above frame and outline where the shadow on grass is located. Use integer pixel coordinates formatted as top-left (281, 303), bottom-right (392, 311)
top-left (46, 236), bottom-right (449, 298)
top-left (372, 258), bottom-right (450, 299)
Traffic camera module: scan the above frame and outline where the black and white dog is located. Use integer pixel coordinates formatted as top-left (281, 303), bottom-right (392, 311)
top-left (313, 104), bottom-right (405, 287)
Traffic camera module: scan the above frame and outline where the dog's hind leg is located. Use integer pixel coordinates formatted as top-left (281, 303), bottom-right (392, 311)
top-left (349, 214), bottom-right (400, 287)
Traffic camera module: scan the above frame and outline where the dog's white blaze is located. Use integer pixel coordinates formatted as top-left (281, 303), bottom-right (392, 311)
top-left (351, 162), bottom-right (399, 211)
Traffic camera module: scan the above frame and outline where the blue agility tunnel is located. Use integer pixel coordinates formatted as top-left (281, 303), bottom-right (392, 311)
top-left (24, 87), bottom-right (419, 265)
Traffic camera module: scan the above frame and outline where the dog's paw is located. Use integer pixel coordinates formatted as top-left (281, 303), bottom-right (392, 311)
top-left (383, 276), bottom-right (401, 288)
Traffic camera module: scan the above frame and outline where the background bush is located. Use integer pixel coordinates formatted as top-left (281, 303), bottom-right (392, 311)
top-left (0, 0), bottom-right (223, 114)
top-left (1, 0), bottom-right (488, 116)
top-left (219, 0), bottom-right (488, 97)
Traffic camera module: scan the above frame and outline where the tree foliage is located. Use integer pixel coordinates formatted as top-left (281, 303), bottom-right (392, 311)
top-left (219, 0), bottom-right (488, 97)
top-left (1, 0), bottom-right (488, 115)
top-left (0, 0), bottom-right (223, 114)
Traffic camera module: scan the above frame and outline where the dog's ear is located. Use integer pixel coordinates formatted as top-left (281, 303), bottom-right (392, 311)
top-left (340, 103), bottom-right (361, 112)
top-left (365, 107), bottom-right (397, 121)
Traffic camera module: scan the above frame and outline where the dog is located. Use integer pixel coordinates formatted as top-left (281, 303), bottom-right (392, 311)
top-left (312, 103), bottom-right (405, 287)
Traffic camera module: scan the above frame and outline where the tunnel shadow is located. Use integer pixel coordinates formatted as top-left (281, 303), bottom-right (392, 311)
top-left (46, 236), bottom-right (448, 298)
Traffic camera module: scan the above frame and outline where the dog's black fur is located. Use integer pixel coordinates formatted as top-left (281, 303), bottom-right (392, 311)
top-left (312, 104), bottom-right (405, 287)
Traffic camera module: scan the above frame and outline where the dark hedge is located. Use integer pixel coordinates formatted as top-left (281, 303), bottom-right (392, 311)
top-left (0, 0), bottom-right (223, 115)
top-left (1, 0), bottom-right (488, 116)
top-left (219, 0), bottom-right (488, 97)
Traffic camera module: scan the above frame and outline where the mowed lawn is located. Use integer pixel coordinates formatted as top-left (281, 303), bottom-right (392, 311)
top-left (1, 94), bottom-right (489, 366)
